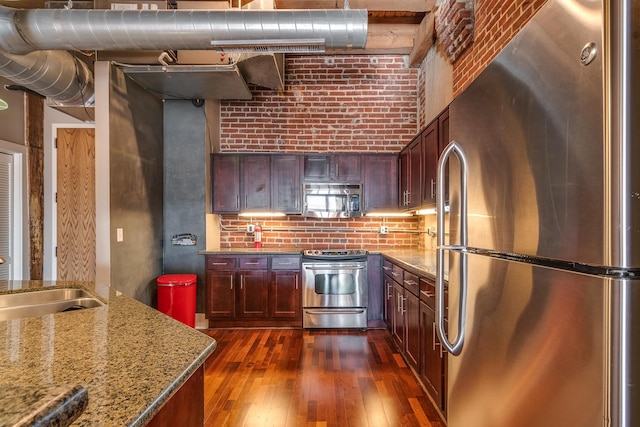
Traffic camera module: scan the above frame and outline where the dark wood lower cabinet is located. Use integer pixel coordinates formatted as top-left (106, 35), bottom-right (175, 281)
top-left (206, 255), bottom-right (301, 328)
top-left (404, 290), bottom-right (420, 370)
top-left (383, 257), bottom-right (447, 421)
top-left (269, 269), bottom-right (301, 319)
top-left (420, 300), bottom-right (445, 412)
top-left (238, 270), bottom-right (269, 317)
top-left (147, 365), bottom-right (204, 427)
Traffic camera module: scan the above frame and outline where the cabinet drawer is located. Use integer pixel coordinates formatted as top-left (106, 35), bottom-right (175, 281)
top-left (271, 256), bottom-right (301, 270)
top-left (206, 257), bottom-right (236, 270)
top-left (238, 257), bottom-right (268, 270)
top-left (420, 278), bottom-right (436, 310)
top-left (420, 277), bottom-right (448, 317)
top-left (390, 263), bottom-right (403, 283)
top-left (403, 271), bottom-right (420, 296)
top-left (382, 260), bottom-right (393, 275)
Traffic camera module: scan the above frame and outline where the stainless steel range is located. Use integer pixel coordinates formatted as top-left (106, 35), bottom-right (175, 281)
top-left (301, 249), bottom-right (368, 329)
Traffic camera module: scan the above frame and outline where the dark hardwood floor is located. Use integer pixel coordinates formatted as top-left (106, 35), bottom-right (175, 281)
top-left (202, 328), bottom-right (446, 427)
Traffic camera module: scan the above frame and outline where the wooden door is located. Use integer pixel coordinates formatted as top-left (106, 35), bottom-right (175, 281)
top-left (56, 127), bottom-right (95, 281)
top-left (405, 289), bottom-right (421, 370)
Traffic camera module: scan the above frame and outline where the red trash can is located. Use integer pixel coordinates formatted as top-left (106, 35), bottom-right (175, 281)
top-left (157, 274), bottom-right (196, 328)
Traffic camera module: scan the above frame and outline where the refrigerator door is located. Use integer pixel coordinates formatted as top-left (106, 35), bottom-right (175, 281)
top-left (447, 0), bottom-right (604, 265)
top-left (444, 250), bottom-right (606, 427)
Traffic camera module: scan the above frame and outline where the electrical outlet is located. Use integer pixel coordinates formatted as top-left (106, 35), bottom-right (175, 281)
top-left (246, 224), bottom-right (255, 233)
top-left (379, 226), bottom-right (389, 234)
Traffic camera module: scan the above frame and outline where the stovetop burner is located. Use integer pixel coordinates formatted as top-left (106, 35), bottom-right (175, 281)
top-left (302, 249), bottom-right (368, 260)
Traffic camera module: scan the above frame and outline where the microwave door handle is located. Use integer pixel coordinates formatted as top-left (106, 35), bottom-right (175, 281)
top-left (436, 140), bottom-right (468, 357)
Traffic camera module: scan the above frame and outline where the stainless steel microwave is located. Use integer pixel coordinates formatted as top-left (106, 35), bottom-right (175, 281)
top-left (302, 183), bottom-right (362, 218)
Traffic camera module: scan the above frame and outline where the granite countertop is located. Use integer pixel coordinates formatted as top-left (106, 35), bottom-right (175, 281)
top-left (0, 280), bottom-right (217, 427)
top-left (199, 247), bottom-right (302, 255)
top-left (202, 247), bottom-right (443, 280)
top-left (379, 249), bottom-right (439, 279)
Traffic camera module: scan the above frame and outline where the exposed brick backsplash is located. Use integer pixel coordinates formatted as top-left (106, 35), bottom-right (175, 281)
top-left (219, 216), bottom-right (421, 250)
top-left (220, 55), bottom-right (418, 153)
top-left (451, 0), bottom-right (548, 95)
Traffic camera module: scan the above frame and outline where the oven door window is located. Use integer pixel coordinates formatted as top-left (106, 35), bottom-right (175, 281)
top-left (314, 273), bottom-right (356, 295)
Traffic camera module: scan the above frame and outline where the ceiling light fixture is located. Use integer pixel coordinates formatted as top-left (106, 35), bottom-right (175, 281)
top-left (0, 99), bottom-right (8, 110)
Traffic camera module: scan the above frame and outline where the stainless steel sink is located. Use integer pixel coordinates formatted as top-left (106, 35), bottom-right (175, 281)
top-left (0, 288), bottom-right (105, 321)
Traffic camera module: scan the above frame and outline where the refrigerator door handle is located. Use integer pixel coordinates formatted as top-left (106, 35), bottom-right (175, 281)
top-left (436, 140), bottom-right (468, 356)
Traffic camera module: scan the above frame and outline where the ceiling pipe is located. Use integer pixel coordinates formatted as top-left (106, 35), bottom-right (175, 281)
top-left (0, 6), bottom-right (367, 106)
top-left (0, 7), bottom-right (368, 54)
top-left (0, 49), bottom-right (94, 105)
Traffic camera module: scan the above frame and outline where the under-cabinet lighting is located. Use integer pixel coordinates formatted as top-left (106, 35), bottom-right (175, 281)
top-left (415, 205), bottom-right (450, 215)
top-left (238, 211), bottom-right (286, 217)
top-left (365, 212), bottom-right (414, 217)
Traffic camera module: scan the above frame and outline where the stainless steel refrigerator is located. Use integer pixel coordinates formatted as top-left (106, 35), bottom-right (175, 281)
top-left (435, 0), bottom-right (640, 426)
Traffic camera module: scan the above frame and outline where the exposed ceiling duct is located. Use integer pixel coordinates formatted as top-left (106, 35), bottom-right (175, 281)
top-left (0, 7), bottom-right (368, 54)
top-left (0, 6), bottom-right (368, 115)
top-left (0, 49), bottom-right (94, 105)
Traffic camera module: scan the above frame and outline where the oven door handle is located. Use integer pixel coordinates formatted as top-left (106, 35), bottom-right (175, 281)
top-left (303, 265), bottom-right (365, 270)
top-left (304, 308), bottom-right (367, 314)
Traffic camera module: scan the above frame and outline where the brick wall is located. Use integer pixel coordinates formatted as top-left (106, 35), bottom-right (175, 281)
top-left (452, 0), bottom-right (548, 95)
top-left (221, 55), bottom-right (418, 152)
top-left (218, 55), bottom-right (421, 249)
top-left (219, 215), bottom-right (420, 250)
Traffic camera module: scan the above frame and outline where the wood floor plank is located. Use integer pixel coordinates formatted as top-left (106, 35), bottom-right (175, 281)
top-left (203, 329), bottom-right (445, 427)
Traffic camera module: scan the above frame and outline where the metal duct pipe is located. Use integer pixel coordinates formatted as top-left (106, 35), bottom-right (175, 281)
top-left (0, 49), bottom-right (94, 105)
top-left (0, 7), bottom-right (368, 54)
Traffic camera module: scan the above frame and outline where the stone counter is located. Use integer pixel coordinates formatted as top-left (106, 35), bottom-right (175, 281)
top-left (0, 280), bottom-right (216, 426)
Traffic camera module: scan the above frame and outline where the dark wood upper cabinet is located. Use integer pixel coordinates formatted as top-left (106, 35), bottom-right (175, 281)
top-left (363, 154), bottom-right (398, 212)
top-left (421, 120), bottom-right (439, 207)
top-left (242, 155), bottom-right (271, 211)
top-left (211, 153), bottom-right (302, 214)
top-left (271, 155), bottom-right (303, 214)
top-left (399, 135), bottom-right (422, 210)
top-left (303, 154), bottom-right (362, 182)
top-left (211, 154), bottom-right (241, 213)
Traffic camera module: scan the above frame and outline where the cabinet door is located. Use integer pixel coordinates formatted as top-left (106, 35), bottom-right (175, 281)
top-left (408, 137), bottom-right (422, 209)
top-left (420, 300), bottom-right (445, 411)
top-left (211, 154), bottom-right (240, 213)
top-left (399, 149), bottom-right (409, 208)
top-left (242, 155), bottom-right (271, 211)
top-left (383, 274), bottom-right (394, 330)
top-left (271, 155), bottom-right (303, 213)
top-left (405, 290), bottom-right (421, 370)
top-left (421, 120), bottom-right (439, 206)
top-left (364, 154), bottom-right (398, 212)
top-left (392, 282), bottom-right (404, 347)
top-left (238, 270), bottom-right (269, 317)
top-left (206, 271), bottom-right (236, 318)
top-left (334, 154), bottom-right (362, 182)
top-left (304, 155), bottom-right (331, 181)
top-left (270, 270), bottom-right (301, 318)
top-left (438, 108), bottom-right (450, 204)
